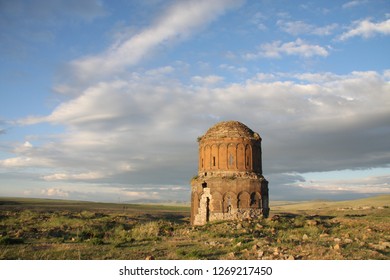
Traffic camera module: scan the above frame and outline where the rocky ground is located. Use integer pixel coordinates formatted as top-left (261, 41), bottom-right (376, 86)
top-left (0, 196), bottom-right (389, 260)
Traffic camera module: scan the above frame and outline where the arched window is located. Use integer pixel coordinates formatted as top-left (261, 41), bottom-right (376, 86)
top-left (229, 154), bottom-right (234, 166)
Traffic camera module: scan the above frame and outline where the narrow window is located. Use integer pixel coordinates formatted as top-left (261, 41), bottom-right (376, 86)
top-left (213, 156), bottom-right (216, 166)
top-left (201, 158), bottom-right (203, 168)
top-left (229, 154), bottom-right (234, 166)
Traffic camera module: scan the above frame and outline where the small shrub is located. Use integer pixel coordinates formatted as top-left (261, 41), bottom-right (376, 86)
top-left (111, 225), bottom-right (130, 243)
top-left (0, 236), bottom-right (24, 245)
top-left (89, 237), bottom-right (104, 245)
top-left (131, 222), bottom-right (161, 241)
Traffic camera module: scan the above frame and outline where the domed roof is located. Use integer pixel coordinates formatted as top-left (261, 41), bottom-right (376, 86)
top-left (200, 121), bottom-right (261, 140)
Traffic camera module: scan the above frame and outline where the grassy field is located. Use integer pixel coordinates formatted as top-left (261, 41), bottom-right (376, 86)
top-left (0, 195), bottom-right (389, 260)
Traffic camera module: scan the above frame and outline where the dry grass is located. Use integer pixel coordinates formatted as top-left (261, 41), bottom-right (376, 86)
top-left (0, 195), bottom-right (389, 260)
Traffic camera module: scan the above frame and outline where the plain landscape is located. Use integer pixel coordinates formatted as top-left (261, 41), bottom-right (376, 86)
top-left (0, 195), bottom-right (389, 260)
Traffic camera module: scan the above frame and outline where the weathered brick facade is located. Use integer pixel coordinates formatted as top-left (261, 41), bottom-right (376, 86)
top-left (191, 121), bottom-right (269, 225)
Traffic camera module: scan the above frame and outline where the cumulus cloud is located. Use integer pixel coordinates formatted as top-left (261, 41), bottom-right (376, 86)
top-left (4, 1), bottom-right (389, 200)
top-left (338, 18), bottom-right (390, 40)
top-left (11, 69), bottom-right (390, 201)
top-left (245, 39), bottom-right (329, 59)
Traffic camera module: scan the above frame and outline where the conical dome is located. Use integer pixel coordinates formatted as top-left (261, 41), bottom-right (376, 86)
top-left (201, 121), bottom-right (261, 140)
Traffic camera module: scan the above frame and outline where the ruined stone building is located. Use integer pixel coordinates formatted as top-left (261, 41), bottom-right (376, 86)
top-left (190, 121), bottom-right (270, 225)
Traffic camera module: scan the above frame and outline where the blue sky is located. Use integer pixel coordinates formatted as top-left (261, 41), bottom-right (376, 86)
top-left (0, 0), bottom-right (389, 202)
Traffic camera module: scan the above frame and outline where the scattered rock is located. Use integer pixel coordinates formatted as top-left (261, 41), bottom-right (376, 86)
top-left (145, 256), bottom-right (155, 260)
top-left (380, 241), bottom-right (390, 248)
top-left (236, 223), bottom-right (243, 230)
top-left (252, 244), bottom-right (259, 251)
top-left (320, 233), bottom-right (329, 238)
top-left (271, 215), bottom-right (280, 221)
top-left (306, 220), bottom-right (317, 226)
top-left (370, 242), bottom-right (390, 250)
top-left (302, 234), bottom-right (309, 240)
top-left (236, 242), bottom-right (242, 247)
top-left (287, 255), bottom-right (295, 260)
top-left (257, 250), bottom-right (264, 258)
top-left (255, 223), bottom-right (263, 229)
top-left (227, 252), bottom-right (235, 259)
top-left (344, 238), bottom-right (353, 244)
top-left (334, 238), bottom-right (341, 243)
top-left (241, 249), bottom-right (249, 256)
top-left (253, 230), bottom-right (264, 238)
top-left (333, 244), bottom-right (340, 250)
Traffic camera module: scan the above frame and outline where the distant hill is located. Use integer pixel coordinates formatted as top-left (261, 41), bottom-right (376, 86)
top-left (272, 194), bottom-right (390, 212)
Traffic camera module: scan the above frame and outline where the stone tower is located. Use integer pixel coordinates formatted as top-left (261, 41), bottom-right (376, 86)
top-left (190, 121), bottom-right (269, 225)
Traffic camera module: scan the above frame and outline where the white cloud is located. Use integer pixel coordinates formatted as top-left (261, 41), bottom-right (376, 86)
top-left (339, 18), bottom-right (390, 40)
top-left (69, 0), bottom-right (243, 83)
top-left (23, 141), bottom-right (33, 148)
top-left (191, 75), bottom-right (224, 85)
top-left (245, 38), bottom-right (329, 59)
top-left (11, 141), bottom-right (34, 154)
top-left (23, 183), bottom-right (182, 202)
top-left (43, 171), bottom-right (107, 181)
top-left (0, 156), bottom-right (53, 168)
top-left (41, 188), bottom-right (69, 198)
top-left (250, 12), bottom-right (268, 31)
top-left (277, 20), bottom-right (338, 36)
top-left (219, 64), bottom-right (248, 73)
top-left (145, 66), bottom-right (175, 76)
top-left (297, 174), bottom-right (390, 194)
top-left (13, 70), bottom-right (390, 179)
top-left (342, 0), bottom-right (368, 9)
top-left (4, 68), bottom-right (389, 201)
top-left (253, 73), bottom-right (277, 81)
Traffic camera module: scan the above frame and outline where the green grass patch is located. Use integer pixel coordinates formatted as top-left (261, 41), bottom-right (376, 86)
top-left (0, 195), bottom-right (388, 260)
